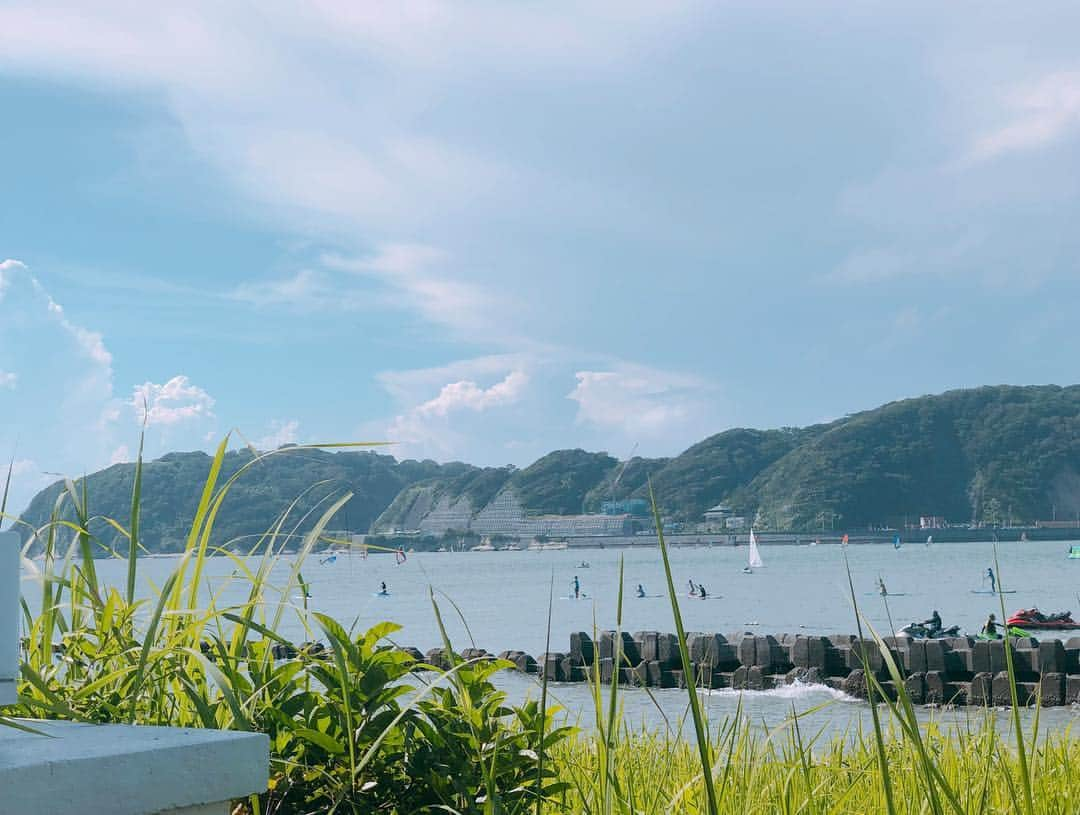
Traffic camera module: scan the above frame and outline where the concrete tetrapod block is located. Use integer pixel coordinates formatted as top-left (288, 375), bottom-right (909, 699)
top-left (925, 671), bottom-right (957, 705)
top-left (944, 648), bottom-right (969, 677)
top-left (0, 720), bottom-right (267, 815)
top-left (425, 647), bottom-right (453, 671)
top-left (656, 633), bottom-right (681, 668)
top-left (1065, 643), bottom-right (1080, 674)
top-left (846, 639), bottom-right (884, 674)
top-left (905, 641), bottom-right (927, 674)
top-left (791, 636), bottom-right (829, 670)
top-left (968, 673), bottom-right (993, 706)
top-left (755, 635), bottom-right (790, 673)
top-left (540, 652), bottom-right (567, 682)
top-left (1010, 639), bottom-right (1040, 677)
top-left (786, 666), bottom-right (825, 686)
top-left (842, 669), bottom-right (868, 699)
top-left (972, 640), bottom-right (1006, 674)
top-left (1038, 640), bottom-right (1067, 674)
top-left (991, 672), bottom-right (1037, 706)
top-left (634, 631), bottom-right (659, 661)
top-left (904, 672), bottom-right (926, 705)
top-left (923, 640), bottom-right (947, 673)
top-left (570, 632), bottom-right (595, 665)
top-left (732, 666), bottom-right (748, 690)
top-left (1039, 673), bottom-right (1066, 706)
top-left (599, 657), bottom-right (615, 684)
top-left (515, 653), bottom-right (538, 673)
top-left (747, 666), bottom-right (774, 691)
top-left (1066, 676), bottom-right (1080, 705)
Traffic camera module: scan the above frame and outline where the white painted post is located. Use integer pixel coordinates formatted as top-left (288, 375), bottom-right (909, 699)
top-left (0, 529), bottom-right (17, 705)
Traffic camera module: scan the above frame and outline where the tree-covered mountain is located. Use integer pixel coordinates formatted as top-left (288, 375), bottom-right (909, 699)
top-left (16, 385), bottom-right (1080, 551)
top-left (16, 448), bottom-right (468, 553)
top-left (738, 385), bottom-right (1080, 529)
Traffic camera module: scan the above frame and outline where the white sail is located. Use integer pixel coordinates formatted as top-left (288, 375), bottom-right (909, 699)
top-left (748, 528), bottom-right (764, 568)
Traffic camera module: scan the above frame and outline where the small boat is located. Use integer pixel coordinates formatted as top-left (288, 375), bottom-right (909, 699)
top-left (576, 562), bottom-right (590, 569)
top-left (1068, 545), bottom-right (1080, 559)
top-left (748, 528), bottom-right (764, 570)
top-left (1006, 608), bottom-right (1078, 630)
top-left (527, 539), bottom-right (569, 551)
top-left (470, 541), bottom-right (496, 552)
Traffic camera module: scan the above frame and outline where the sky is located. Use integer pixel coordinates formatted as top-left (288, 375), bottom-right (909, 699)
top-left (2, 2), bottom-right (1080, 516)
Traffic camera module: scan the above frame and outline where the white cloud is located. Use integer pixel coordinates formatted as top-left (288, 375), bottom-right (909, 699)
top-left (230, 268), bottom-right (360, 311)
top-left (324, 246), bottom-right (500, 338)
top-left (568, 366), bottom-right (714, 438)
top-left (130, 375), bottom-right (215, 426)
top-left (0, 258), bottom-right (26, 300)
top-left (253, 419), bottom-right (300, 450)
top-left (39, 288), bottom-right (114, 368)
top-left (109, 444), bottom-right (130, 464)
top-left (968, 71), bottom-right (1080, 163)
top-left (410, 371), bottom-right (528, 420)
top-left (9, 459), bottom-right (35, 477)
top-left (385, 369), bottom-right (528, 456)
top-left (0, 371), bottom-right (16, 389)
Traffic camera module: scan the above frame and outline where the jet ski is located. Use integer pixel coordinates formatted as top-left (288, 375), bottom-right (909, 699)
top-left (898, 622), bottom-right (961, 639)
top-left (1005, 608), bottom-right (1078, 630)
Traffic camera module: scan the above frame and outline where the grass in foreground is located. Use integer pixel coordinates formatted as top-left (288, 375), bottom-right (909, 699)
top-left (1, 440), bottom-right (1077, 814)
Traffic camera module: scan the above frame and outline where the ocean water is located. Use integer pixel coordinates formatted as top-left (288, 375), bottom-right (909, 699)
top-left (20, 539), bottom-right (1080, 736)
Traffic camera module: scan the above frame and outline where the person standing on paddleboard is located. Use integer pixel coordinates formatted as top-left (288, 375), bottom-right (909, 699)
top-left (573, 575), bottom-right (580, 599)
top-left (986, 567), bottom-right (996, 592)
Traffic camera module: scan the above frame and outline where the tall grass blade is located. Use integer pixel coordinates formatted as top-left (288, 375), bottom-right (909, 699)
top-left (125, 429), bottom-right (145, 604)
top-left (648, 481), bottom-right (717, 815)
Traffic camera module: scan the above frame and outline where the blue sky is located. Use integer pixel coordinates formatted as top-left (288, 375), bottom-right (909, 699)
top-left (3, 2), bottom-right (1080, 515)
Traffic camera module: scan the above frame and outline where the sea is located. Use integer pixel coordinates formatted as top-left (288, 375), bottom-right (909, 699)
top-left (20, 538), bottom-right (1080, 739)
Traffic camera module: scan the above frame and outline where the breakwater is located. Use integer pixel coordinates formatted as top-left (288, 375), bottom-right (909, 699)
top-left (420, 630), bottom-right (1080, 707)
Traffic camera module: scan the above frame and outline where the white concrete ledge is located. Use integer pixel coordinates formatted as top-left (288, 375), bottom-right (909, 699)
top-left (0, 720), bottom-right (268, 815)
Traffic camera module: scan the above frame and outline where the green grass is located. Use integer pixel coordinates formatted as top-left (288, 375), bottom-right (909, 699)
top-left (1, 436), bottom-right (1078, 814)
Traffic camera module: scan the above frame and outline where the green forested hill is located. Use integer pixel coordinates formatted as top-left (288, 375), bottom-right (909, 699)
top-left (16, 448), bottom-right (467, 553)
top-left (739, 385), bottom-right (1080, 529)
top-left (16, 385), bottom-right (1080, 550)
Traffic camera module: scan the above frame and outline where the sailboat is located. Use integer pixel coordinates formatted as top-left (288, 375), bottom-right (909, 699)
top-left (746, 528), bottom-right (764, 571)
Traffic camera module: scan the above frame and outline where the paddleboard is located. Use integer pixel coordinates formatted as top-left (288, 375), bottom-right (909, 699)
top-left (635, 594), bottom-right (666, 598)
top-left (970, 590), bottom-right (1017, 595)
top-left (372, 592), bottom-right (390, 598)
top-left (864, 592), bottom-right (909, 597)
top-left (560, 595), bottom-right (590, 600)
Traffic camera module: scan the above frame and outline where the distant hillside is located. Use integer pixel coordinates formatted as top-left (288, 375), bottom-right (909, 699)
top-left (738, 385), bottom-right (1080, 529)
top-left (16, 448), bottom-right (467, 553)
top-left (17, 385), bottom-right (1080, 551)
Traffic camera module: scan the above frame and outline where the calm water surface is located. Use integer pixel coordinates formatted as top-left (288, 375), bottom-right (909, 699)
top-left (21, 539), bottom-right (1080, 736)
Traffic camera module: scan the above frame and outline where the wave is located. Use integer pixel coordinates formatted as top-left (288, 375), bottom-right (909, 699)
top-left (699, 679), bottom-right (858, 703)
